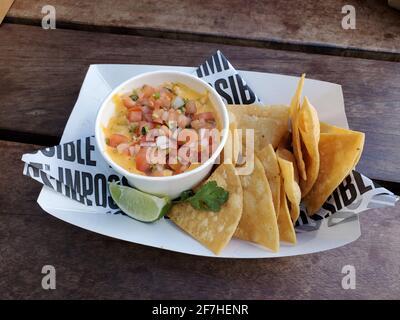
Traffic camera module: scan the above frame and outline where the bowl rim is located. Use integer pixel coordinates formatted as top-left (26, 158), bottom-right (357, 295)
top-left (95, 70), bottom-right (229, 182)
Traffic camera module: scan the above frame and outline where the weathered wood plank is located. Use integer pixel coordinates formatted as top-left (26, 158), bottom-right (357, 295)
top-left (1, 141), bottom-right (400, 299)
top-left (0, 141), bottom-right (43, 217)
top-left (1, 24), bottom-right (400, 182)
top-left (6, 0), bottom-right (400, 58)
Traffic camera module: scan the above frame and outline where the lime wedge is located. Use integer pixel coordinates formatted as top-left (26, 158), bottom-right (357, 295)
top-left (109, 182), bottom-right (171, 222)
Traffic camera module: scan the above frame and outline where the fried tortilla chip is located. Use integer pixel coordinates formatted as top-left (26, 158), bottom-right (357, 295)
top-left (276, 148), bottom-right (299, 184)
top-left (169, 164), bottom-right (243, 255)
top-left (290, 74), bottom-right (307, 181)
top-left (234, 156), bottom-right (279, 252)
top-left (230, 112), bottom-right (241, 164)
top-left (298, 96), bottom-right (320, 197)
top-left (320, 122), bottom-right (351, 134)
top-left (276, 148), bottom-right (301, 223)
top-left (320, 122), bottom-right (363, 168)
top-left (320, 122), bottom-right (361, 168)
top-left (277, 177), bottom-right (296, 244)
top-left (277, 130), bottom-right (292, 150)
top-left (303, 128), bottom-right (365, 214)
top-left (227, 105), bottom-right (289, 150)
top-left (257, 144), bottom-right (281, 217)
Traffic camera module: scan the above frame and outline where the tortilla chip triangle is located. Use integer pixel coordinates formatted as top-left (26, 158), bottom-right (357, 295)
top-left (234, 156), bottom-right (279, 252)
top-left (227, 104), bottom-right (289, 150)
top-left (276, 148), bottom-right (301, 223)
top-left (277, 178), bottom-right (296, 244)
top-left (303, 125), bottom-right (365, 214)
top-left (290, 74), bottom-right (307, 181)
top-left (298, 96), bottom-right (320, 197)
top-left (320, 123), bottom-right (363, 168)
top-left (168, 164), bottom-right (243, 254)
top-left (257, 144), bottom-right (281, 217)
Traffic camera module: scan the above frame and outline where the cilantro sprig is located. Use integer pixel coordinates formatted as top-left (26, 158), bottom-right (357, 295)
top-left (130, 91), bottom-right (139, 101)
top-left (173, 181), bottom-right (229, 212)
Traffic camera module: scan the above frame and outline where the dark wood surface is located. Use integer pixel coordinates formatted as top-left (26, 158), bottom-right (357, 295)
top-left (1, 141), bottom-right (400, 299)
top-left (6, 0), bottom-right (400, 60)
top-left (1, 1), bottom-right (400, 300)
top-left (1, 23), bottom-right (400, 182)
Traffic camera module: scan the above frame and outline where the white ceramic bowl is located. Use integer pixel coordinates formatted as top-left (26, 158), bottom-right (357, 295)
top-left (95, 70), bottom-right (229, 199)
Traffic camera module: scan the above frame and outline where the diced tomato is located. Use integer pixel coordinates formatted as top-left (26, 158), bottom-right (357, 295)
top-left (179, 144), bottom-right (198, 163)
top-left (141, 85), bottom-right (155, 98)
top-left (177, 114), bottom-right (190, 128)
top-left (108, 134), bottom-right (129, 147)
top-left (159, 96), bottom-right (171, 108)
top-left (143, 112), bottom-right (153, 122)
top-left (147, 122), bottom-right (155, 129)
top-left (194, 112), bottom-right (214, 121)
top-left (128, 110), bottom-right (142, 122)
top-left (128, 106), bottom-right (142, 112)
top-left (168, 109), bottom-right (178, 122)
top-left (135, 147), bottom-right (150, 172)
top-left (153, 99), bottom-right (163, 110)
top-left (122, 95), bottom-right (136, 108)
top-left (185, 100), bottom-right (197, 114)
top-left (142, 106), bottom-right (152, 114)
top-left (137, 98), bottom-right (154, 108)
top-left (169, 161), bottom-right (189, 174)
top-left (178, 128), bottom-right (198, 145)
top-left (148, 99), bottom-right (155, 108)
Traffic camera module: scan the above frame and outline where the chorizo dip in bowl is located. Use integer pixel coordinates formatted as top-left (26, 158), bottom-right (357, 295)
top-left (95, 71), bottom-right (229, 198)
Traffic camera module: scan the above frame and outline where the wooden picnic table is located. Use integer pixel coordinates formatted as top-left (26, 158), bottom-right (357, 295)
top-left (0, 0), bottom-right (399, 299)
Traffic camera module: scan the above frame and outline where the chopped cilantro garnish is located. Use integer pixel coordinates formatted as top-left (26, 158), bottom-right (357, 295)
top-left (141, 126), bottom-right (149, 135)
top-left (130, 93), bottom-right (139, 101)
top-left (177, 190), bottom-right (195, 201)
top-left (173, 181), bottom-right (229, 212)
